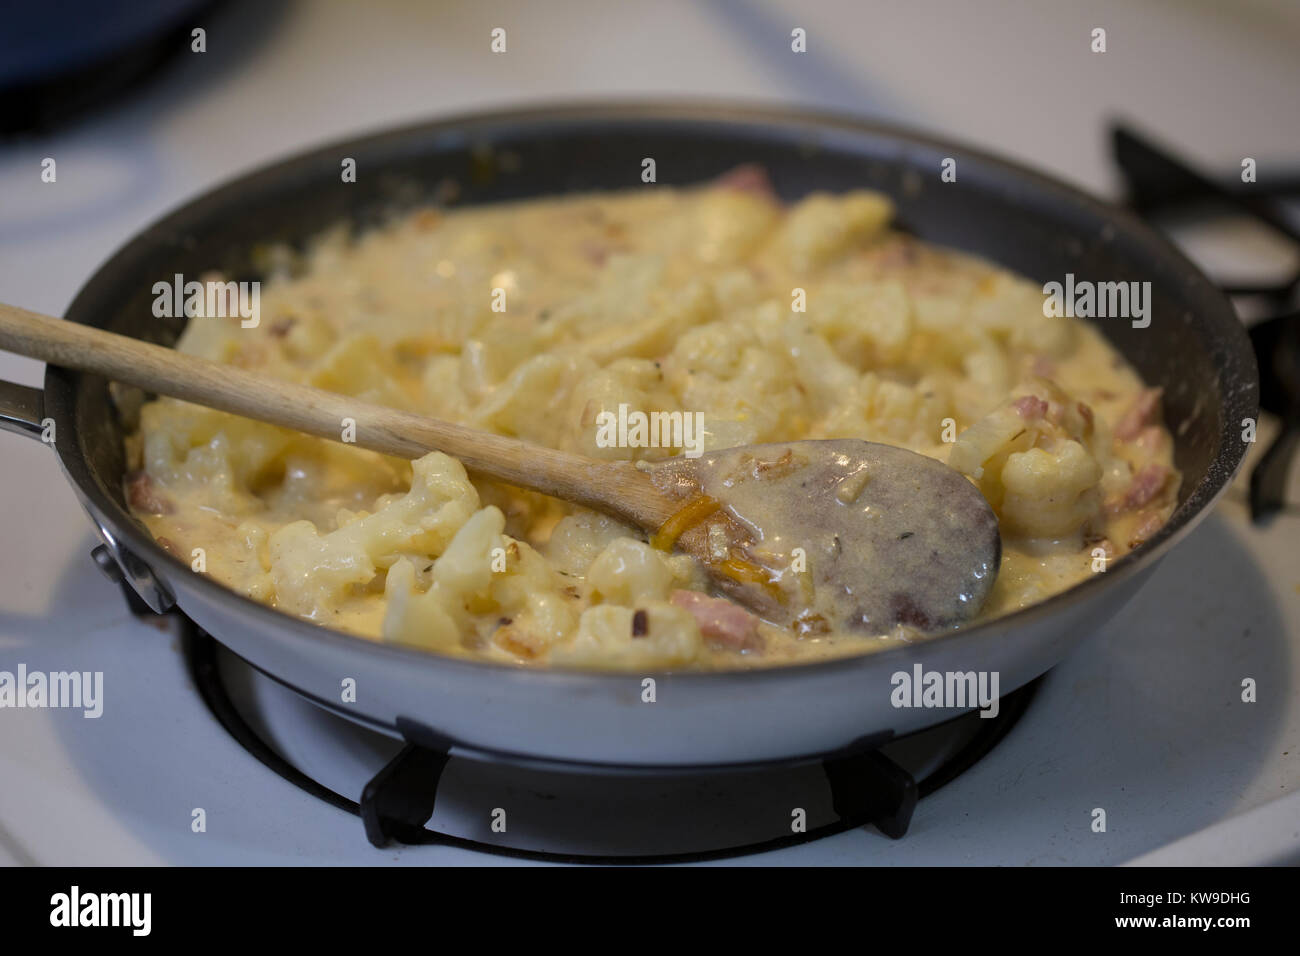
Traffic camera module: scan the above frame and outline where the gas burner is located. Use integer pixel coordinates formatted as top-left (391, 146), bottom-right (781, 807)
top-left (1112, 123), bottom-right (1300, 521)
top-left (169, 615), bottom-right (1038, 864)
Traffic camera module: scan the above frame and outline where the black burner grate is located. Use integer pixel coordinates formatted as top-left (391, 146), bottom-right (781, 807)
top-left (180, 618), bottom-right (1039, 864)
top-left (1113, 124), bottom-right (1300, 521)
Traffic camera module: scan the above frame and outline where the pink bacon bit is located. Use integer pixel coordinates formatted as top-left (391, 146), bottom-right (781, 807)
top-left (1107, 463), bottom-right (1171, 514)
top-left (126, 471), bottom-right (174, 516)
top-left (711, 163), bottom-right (777, 200)
top-left (670, 589), bottom-right (764, 652)
top-left (1012, 395), bottom-right (1049, 420)
top-left (1115, 388), bottom-right (1163, 441)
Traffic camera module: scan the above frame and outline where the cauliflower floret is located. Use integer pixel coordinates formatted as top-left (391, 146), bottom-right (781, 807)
top-left (268, 452), bottom-right (479, 619)
top-left (140, 400), bottom-right (294, 510)
top-left (382, 556), bottom-right (462, 651)
top-left (309, 333), bottom-right (412, 409)
top-left (473, 352), bottom-right (597, 445)
top-left (383, 505), bottom-right (579, 659)
top-left (668, 319), bottom-right (759, 380)
top-left (586, 538), bottom-right (676, 605)
top-left (947, 402), bottom-right (1035, 491)
top-left (568, 358), bottom-right (664, 460)
top-left (950, 387), bottom-right (1105, 537)
top-left (380, 506), bottom-right (507, 650)
top-left (691, 188), bottom-right (780, 265)
top-left (487, 534), bottom-right (578, 657)
top-left (782, 191), bottom-right (894, 270)
top-left (545, 510), bottom-right (640, 578)
top-left (550, 603), bottom-right (702, 669)
top-left (810, 279), bottom-right (914, 367)
top-left (999, 441), bottom-right (1102, 538)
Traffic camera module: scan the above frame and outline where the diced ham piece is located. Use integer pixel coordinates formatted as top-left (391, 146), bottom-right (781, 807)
top-left (670, 589), bottom-right (763, 652)
top-left (1115, 388), bottom-right (1163, 441)
top-left (711, 163), bottom-right (777, 200)
top-left (126, 471), bottom-right (174, 515)
top-left (1107, 463), bottom-right (1171, 514)
top-left (1012, 395), bottom-right (1049, 420)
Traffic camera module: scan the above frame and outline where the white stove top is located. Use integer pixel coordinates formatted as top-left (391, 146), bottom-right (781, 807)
top-left (1, 0), bottom-right (1298, 866)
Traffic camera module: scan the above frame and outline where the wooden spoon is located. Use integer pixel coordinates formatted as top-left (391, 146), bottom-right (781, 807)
top-left (0, 303), bottom-right (1001, 635)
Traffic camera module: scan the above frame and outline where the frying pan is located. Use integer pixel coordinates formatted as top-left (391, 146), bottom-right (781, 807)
top-left (0, 102), bottom-right (1257, 766)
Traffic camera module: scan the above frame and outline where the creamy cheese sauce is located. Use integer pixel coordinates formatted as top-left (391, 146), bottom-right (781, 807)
top-left (125, 173), bottom-right (1180, 670)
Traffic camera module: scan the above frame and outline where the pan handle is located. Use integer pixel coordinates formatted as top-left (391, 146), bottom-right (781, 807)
top-left (0, 379), bottom-right (46, 441)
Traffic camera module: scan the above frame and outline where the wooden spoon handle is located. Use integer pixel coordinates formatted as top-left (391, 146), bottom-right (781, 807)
top-left (0, 303), bottom-right (676, 530)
